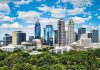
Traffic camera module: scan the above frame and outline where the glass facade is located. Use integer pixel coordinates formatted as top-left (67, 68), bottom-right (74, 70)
top-left (78, 28), bottom-right (86, 40)
top-left (35, 21), bottom-right (41, 39)
top-left (54, 30), bottom-right (58, 44)
top-left (92, 30), bottom-right (99, 43)
top-left (44, 25), bottom-right (53, 46)
top-left (3, 34), bottom-right (12, 46)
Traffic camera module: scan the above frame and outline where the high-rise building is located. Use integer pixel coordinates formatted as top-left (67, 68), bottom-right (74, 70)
top-left (92, 30), bottom-right (99, 43)
top-left (58, 19), bottom-right (66, 46)
top-left (67, 19), bottom-right (75, 45)
top-left (12, 31), bottom-right (26, 45)
top-left (78, 28), bottom-right (86, 40)
top-left (29, 36), bottom-right (34, 42)
top-left (54, 30), bottom-right (58, 44)
top-left (3, 34), bottom-right (12, 46)
top-left (35, 21), bottom-right (41, 39)
top-left (44, 25), bottom-right (53, 46)
top-left (75, 32), bottom-right (78, 42)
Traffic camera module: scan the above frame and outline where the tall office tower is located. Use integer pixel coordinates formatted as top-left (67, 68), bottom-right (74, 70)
top-left (12, 31), bottom-right (26, 45)
top-left (44, 25), bottom-right (53, 46)
top-left (58, 19), bottom-right (66, 46)
top-left (78, 28), bottom-right (86, 40)
top-left (54, 30), bottom-right (58, 44)
top-left (88, 32), bottom-right (92, 42)
top-left (35, 21), bottom-right (41, 39)
top-left (92, 30), bottom-right (99, 43)
top-left (3, 34), bottom-right (12, 46)
top-left (67, 19), bottom-right (75, 45)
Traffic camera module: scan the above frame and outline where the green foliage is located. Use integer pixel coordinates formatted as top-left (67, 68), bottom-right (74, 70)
top-left (0, 48), bottom-right (100, 70)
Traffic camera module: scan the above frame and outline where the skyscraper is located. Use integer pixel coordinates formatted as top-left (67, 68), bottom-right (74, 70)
top-left (12, 31), bottom-right (26, 45)
top-left (92, 30), bottom-right (99, 43)
top-left (58, 19), bottom-right (66, 46)
top-left (35, 21), bottom-right (41, 39)
top-left (3, 34), bottom-right (12, 46)
top-left (44, 25), bottom-right (53, 46)
top-left (54, 30), bottom-right (58, 44)
top-left (67, 19), bottom-right (75, 45)
top-left (78, 28), bottom-right (86, 40)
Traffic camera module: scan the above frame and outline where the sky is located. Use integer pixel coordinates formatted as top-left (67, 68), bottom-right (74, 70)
top-left (0, 0), bottom-right (100, 40)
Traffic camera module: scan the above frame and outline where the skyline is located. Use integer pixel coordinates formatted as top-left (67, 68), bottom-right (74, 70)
top-left (0, 0), bottom-right (100, 40)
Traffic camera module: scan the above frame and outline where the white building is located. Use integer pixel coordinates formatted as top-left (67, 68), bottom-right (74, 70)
top-left (67, 19), bottom-right (75, 45)
top-left (34, 39), bottom-right (42, 50)
top-left (79, 34), bottom-right (91, 48)
top-left (0, 44), bottom-right (17, 52)
top-left (53, 45), bottom-right (73, 54)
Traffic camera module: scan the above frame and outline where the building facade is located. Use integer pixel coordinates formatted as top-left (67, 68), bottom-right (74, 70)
top-left (92, 30), bottom-right (99, 43)
top-left (3, 34), bottom-right (12, 46)
top-left (44, 25), bottom-right (53, 46)
top-left (78, 28), bottom-right (86, 40)
top-left (35, 21), bottom-right (41, 39)
top-left (12, 31), bottom-right (26, 45)
top-left (54, 30), bottom-right (58, 44)
top-left (67, 19), bottom-right (75, 45)
top-left (58, 19), bottom-right (66, 46)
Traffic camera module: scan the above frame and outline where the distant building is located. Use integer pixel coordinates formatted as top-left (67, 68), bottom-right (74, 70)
top-left (78, 28), bottom-right (86, 40)
top-left (92, 30), bottom-right (99, 43)
top-left (29, 36), bottom-right (34, 42)
top-left (44, 25), bottom-right (53, 46)
top-left (35, 21), bottom-right (41, 39)
top-left (67, 19), bottom-right (75, 45)
top-left (3, 34), bottom-right (12, 46)
top-left (79, 34), bottom-right (91, 48)
top-left (75, 32), bottom-right (79, 42)
top-left (54, 30), bottom-right (58, 44)
top-left (12, 31), bottom-right (26, 45)
top-left (58, 19), bottom-right (66, 46)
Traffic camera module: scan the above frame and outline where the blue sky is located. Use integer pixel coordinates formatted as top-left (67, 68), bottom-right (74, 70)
top-left (0, 0), bottom-right (100, 40)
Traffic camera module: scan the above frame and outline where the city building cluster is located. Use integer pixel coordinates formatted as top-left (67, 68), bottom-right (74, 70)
top-left (0, 18), bottom-right (100, 54)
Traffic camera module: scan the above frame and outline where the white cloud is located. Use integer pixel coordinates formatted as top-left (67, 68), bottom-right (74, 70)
top-left (97, 16), bottom-right (100, 19)
top-left (17, 11), bottom-right (41, 23)
top-left (11, 22), bottom-right (23, 28)
top-left (59, 0), bottom-right (93, 7)
top-left (72, 16), bottom-right (92, 24)
top-left (82, 25), bottom-right (88, 28)
top-left (0, 3), bottom-right (10, 14)
top-left (38, 5), bottom-right (66, 18)
top-left (3, 16), bottom-right (15, 22)
top-left (67, 8), bottom-right (84, 15)
top-left (0, 22), bottom-right (22, 29)
top-left (13, 0), bottom-right (32, 5)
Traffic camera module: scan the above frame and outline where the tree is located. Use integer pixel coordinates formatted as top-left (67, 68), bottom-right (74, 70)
top-left (51, 64), bottom-right (65, 70)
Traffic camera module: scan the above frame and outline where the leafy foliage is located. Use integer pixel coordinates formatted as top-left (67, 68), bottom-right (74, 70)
top-left (0, 48), bottom-right (100, 70)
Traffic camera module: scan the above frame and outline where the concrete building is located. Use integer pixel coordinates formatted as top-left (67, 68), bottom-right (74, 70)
top-left (12, 31), bottom-right (26, 45)
top-left (67, 19), bottom-right (75, 45)
top-left (79, 34), bottom-right (91, 48)
top-left (0, 44), bottom-right (17, 52)
top-left (58, 19), bottom-right (66, 46)
top-left (3, 34), bottom-right (12, 46)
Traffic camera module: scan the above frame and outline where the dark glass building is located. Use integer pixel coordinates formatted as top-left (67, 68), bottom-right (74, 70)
top-left (44, 25), bottom-right (53, 46)
top-left (12, 31), bottom-right (26, 45)
top-left (92, 30), bottom-right (99, 43)
top-left (54, 30), bottom-right (58, 44)
top-left (78, 28), bottom-right (86, 40)
top-left (35, 21), bottom-right (41, 39)
top-left (3, 34), bottom-right (12, 46)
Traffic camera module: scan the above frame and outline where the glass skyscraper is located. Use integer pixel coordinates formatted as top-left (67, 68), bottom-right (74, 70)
top-left (3, 34), bottom-right (12, 46)
top-left (92, 30), bottom-right (99, 43)
top-left (44, 25), bottom-right (53, 46)
top-left (78, 28), bottom-right (86, 40)
top-left (35, 21), bottom-right (41, 39)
